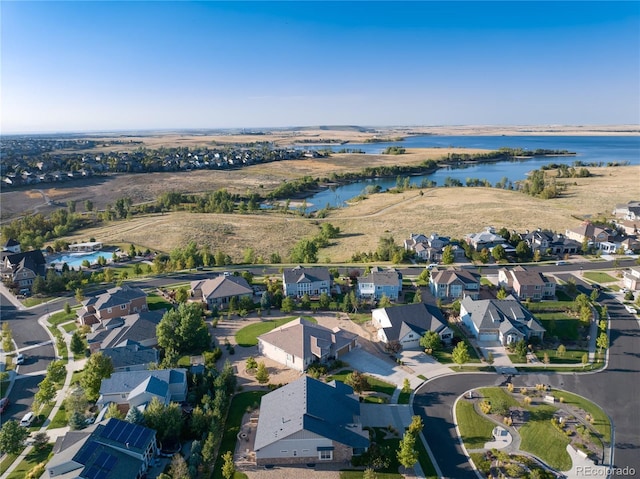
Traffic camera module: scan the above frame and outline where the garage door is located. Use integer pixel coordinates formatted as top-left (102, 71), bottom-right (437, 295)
top-left (479, 332), bottom-right (498, 342)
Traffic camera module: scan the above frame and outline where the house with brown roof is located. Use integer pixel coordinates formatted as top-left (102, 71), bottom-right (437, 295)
top-left (498, 266), bottom-right (556, 301)
top-left (565, 221), bottom-right (615, 247)
top-left (190, 275), bottom-right (253, 309)
top-left (257, 318), bottom-right (357, 372)
top-left (429, 268), bottom-right (480, 301)
top-left (77, 285), bottom-right (148, 326)
top-left (623, 267), bottom-right (640, 291)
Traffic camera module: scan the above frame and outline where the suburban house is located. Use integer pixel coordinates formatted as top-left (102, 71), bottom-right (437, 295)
top-left (254, 375), bottom-right (369, 466)
top-left (623, 267), bottom-right (640, 291)
top-left (498, 266), bottom-right (556, 301)
top-left (190, 275), bottom-right (253, 309)
top-left (465, 227), bottom-right (507, 251)
top-left (86, 309), bottom-right (164, 353)
top-left (0, 248), bottom-right (47, 291)
top-left (97, 369), bottom-right (188, 411)
top-left (460, 295), bottom-right (545, 345)
top-left (42, 418), bottom-right (157, 479)
top-left (613, 201), bottom-right (640, 220)
top-left (357, 267), bottom-right (403, 301)
top-left (565, 221), bottom-right (615, 247)
top-left (429, 268), bottom-right (480, 301)
top-left (522, 229), bottom-right (581, 256)
top-left (371, 303), bottom-right (453, 349)
top-left (101, 344), bottom-right (159, 372)
top-left (282, 265), bottom-right (332, 297)
top-left (404, 233), bottom-right (466, 262)
top-left (257, 317), bottom-right (358, 372)
top-left (77, 285), bottom-right (148, 327)
top-left (2, 238), bottom-right (21, 254)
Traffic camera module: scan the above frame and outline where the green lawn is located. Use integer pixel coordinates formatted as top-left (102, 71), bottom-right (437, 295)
top-left (235, 316), bottom-right (316, 347)
top-left (48, 310), bottom-right (77, 327)
top-left (146, 292), bottom-right (173, 311)
top-left (22, 297), bottom-right (51, 307)
top-left (340, 472), bottom-right (401, 479)
top-left (212, 391), bottom-right (266, 479)
top-left (519, 405), bottom-right (572, 471)
top-left (0, 453), bottom-right (19, 476)
top-left (538, 313), bottom-right (580, 341)
top-left (49, 403), bottom-right (68, 429)
top-left (397, 390), bottom-right (411, 405)
top-left (326, 370), bottom-right (396, 399)
top-left (415, 432), bottom-right (439, 479)
top-left (6, 443), bottom-right (53, 479)
top-left (478, 387), bottom-right (519, 408)
top-left (348, 313), bottom-right (371, 325)
top-left (550, 390), bottom-right (611, 442)
top-left (455, 399), bottom-right (495, 450)
top-left (62, 322), bottom-right (77, 333)
top-left (535, 348), bottom-right (588, 364)
top-left (583, 272), bottom-right (617, 284)
top-left (432, 337), bottom-right (481, 364)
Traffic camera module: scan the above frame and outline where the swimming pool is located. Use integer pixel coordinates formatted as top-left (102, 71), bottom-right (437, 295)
top-left (48, 250), bottom-right (111, 268)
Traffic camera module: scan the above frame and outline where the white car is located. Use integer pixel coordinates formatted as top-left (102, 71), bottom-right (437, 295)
top-left (624, 305), bottom-right (637, 314)
top-left (15, 353), bottom-right (24, 365)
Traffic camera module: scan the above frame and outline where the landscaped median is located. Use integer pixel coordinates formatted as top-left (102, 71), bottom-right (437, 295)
top-left (456, 385), bottom-right (611, 478)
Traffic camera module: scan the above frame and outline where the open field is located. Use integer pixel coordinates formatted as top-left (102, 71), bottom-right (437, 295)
top-left (1, 147), bottom-right (488, 220)
top-left (50, 165), bottom-right (640, 262)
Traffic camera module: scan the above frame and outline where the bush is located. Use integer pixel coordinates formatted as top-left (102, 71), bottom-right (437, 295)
top-left (479, 400), bottom-right (491, 414)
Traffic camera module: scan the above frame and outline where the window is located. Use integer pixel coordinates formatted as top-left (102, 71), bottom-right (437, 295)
top-left (121, 304), bottom-right (127, 310)
top-left (319, 450), bottom-right (332, 460)
top-left (107, 308), bottom-right (112, 313)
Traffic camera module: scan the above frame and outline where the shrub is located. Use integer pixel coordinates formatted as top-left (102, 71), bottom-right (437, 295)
top-left (479, 400), bottom-right (492, 414)
top-left (507, 383), bottom-right (514, 393)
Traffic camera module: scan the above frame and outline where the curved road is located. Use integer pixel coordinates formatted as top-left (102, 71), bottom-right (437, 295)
top-left (413, 291), bottom-right (640, 478)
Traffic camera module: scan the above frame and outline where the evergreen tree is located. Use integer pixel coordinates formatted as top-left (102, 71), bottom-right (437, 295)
top-left (221, 450), bottom-right (236, 479)
top-left (397, 432), bottom-right (419, 470)
top-left (255, 362), bottom-right (270, 384)
top-left (70, 331), bottom-right (86, 357)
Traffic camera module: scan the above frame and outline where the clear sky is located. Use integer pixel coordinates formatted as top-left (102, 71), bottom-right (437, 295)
top-left (1, 1), bottom-right (638, 133)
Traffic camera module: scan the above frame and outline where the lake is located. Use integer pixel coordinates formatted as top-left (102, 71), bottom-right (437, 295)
top-left (298, 135), bottom-right (640, 212)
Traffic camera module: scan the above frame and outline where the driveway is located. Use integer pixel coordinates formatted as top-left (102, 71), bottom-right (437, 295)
top-left (341, 348), bottom-right (418, 388)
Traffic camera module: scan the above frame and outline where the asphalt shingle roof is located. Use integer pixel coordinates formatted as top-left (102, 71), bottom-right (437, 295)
top-left (375, 303), bottom-right (448, 342)
top-left (283, 265), bottom-right (331, 284)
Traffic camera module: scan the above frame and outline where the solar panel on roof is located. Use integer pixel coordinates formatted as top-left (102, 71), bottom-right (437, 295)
top-left (104, 454), bottom-right (118, 470)
top-left (74, 440), bottom-right (99, 464)
top-left (84, 465), bottom-right (102, 479)
top-left (131, 427), bottom-right (146, 448)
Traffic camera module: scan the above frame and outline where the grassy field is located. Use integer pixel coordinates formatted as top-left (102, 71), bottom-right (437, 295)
top-left (478, 387), bottom-right (519, 408)
top-left (534, 348), bottom-right (587, 364)
top-left (550, 390), bottom-right (611, 442)
top-left (47, 164), bottom-right (640, 263)
top-left (235, 316), bottom-right (316, 347)
top-left (582, 271), bottom-right (618, 284)
top-left (519, 405), bottom-right (572, 471)
top-left (455, 399), bottom-right (495, 450)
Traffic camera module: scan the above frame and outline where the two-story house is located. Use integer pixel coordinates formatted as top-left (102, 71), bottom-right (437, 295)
top-left (371, 303), bottom-right (453, 349)
top-left (498, 266), bottom-right (556, 301)
top-left (190, 275), bottom-right (253, 309)
top-left (623, 266), bottom-right (640, 291)
top-left (465, 227), bottom-right (507, 251)
top-left (429, 269), bottom-right (480, 301)
top-left (282, 265), bottom-right (332, 297)
top-left (357, 267), bottom-right (402, 301)
top-left (78, 285), bottom-right (148, 326)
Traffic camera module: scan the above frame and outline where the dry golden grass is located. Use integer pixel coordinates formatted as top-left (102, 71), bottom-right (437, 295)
top-left (59, 165), bottom-right (639, 263)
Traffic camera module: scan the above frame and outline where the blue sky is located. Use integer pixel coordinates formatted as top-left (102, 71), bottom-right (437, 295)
top-left (1, 1), bottom-right (638, 133)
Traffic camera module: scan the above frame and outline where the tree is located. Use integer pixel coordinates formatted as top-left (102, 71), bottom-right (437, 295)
top-left (318, 292), bottom-right (331, 309)
top-left (246, 356), bottom-right (258, 370)
top-left (543, 352), bottom-right (550, 367)
top-left (363, 468), bottom-right (377, 479)
top-left (496, 288), bottom-right (508, 299)
top-left (174, 286), bottom-right (189, 303)
top-left (486, 351), bottom-right (494, 366)
top-left (515, 241), bottom-right (531, 260)
top-left (202, 432), bottom-right (217, 472)
top-left (125, 406), bottom-right (145, 424)
top-left (80, 352), bottom-right (114, 401)
top-left (47, 360), bottom-right (66, 383)
top-left (345, 370), bottom-right (370, 394)
top-left (75, 288), bottom-right (84, 303)
top-left (33, 377), bottom-right (57, 411)
top-left (442, 245), bottom-right (455, 264)
top-left (143, 398), bottom-right (183, 442)
top-left (69, 410), bottom-right (87, 430)
top-left (31, 275), bottom-right (47, 295)
top-left (105, 402), bottom-right (124, 420)
top-left (84, 199), bottom-right (94, 212)
top-left (300, 293), bottom-right (311, 310)
top-left (599, 319), bottom-right (607, 332)
top-left (402, 378), bottom-right (411, 394)
top-left (221, 450), bottom-right (236, 479)
top-left (2, 323), bottom-right (13, 352)
top-left (556, 344), bottom-right (566, 358)
top-left (413, 288), bottom-right (422, 303)
top-left (169, 454), bottom-right (190, 479)
top-left (260, 291), bottom-right (271, 310)
top-left (384, 340), bottom-right (402, 355)
top-left (64, 302), bottom-right (72, 314)
top-left (407, 415), bottom-right (424, 436)
top-left (280, 296), bottom-right (295, 313)
top-left (157, 303), bottom-right (210, 355)
top-left (420, 331), bottom-right (442, 353)
top-left (378, 294), bottom-right (391, 308)
top-left (31, 431), bottom-right (49, 451)
top-left (70, 331), bottom-right (86, 357)
top-left (596, 332), bottom-right (608, 354)
top-left (492, 244), bottom-right (506, 262)
top-left (452, 341), bottom-right (470, 369)
top-left (255, 362), bottom-right (270, 384)
top-left (0, 420), bottom-right (29, 455)
top-left (513, 339), bottom-right (527, 361)
top-left (396, 431), bottom-right (419, 470)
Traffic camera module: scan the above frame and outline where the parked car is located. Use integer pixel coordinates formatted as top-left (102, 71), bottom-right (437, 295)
top-left (15, 353), bottom-right (24, 365)
top-left (20, 411), bottom-right (34, 427)
top-left (0, 397), bottom-right (9, 413)
top-left (624, 305), bottom-right (637, 314)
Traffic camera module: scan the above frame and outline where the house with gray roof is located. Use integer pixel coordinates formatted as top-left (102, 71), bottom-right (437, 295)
top-left (101, 343), bottom-right (159, 372)
top-left (257, 318), bottom-right (358, 372)
top-left (42, 418), bottom-right (157, 479)
top-left (0, 249), bottom-right (46, 291)
top-left (357, 267), bottom-right (402, 301)
top-left (190, 275), bottom-right (253, 309)
top-left (465, 226), bottom-right (507, 251)
top-left (86, 309), bottom-right (164, 353)
top-left (97, 369), bottom-right (187, 411)
top-left (430, 268), bottom-right (480, 301)
top-left (282, 265), bottom-right (332, 297)
top-left (460, 295), bottom-right (545, 345)
top-left (371, 303), bottom-right (453, 349)
top-left (254, 375), bottom-right (369, 466)
top-left (78, 285), bottom-right (148, 326)
top-left (498, 266), bottom-right (556, 301)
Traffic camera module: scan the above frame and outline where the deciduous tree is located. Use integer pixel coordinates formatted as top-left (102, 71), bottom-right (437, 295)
top-left (80, 352), bottom-right (114, 401)
top-left (0, 420), bottom-right (29, 455)
top-left (420, 331), bottom-right (442, 353)
top-left (452, 341), bottom-right (470, 369)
